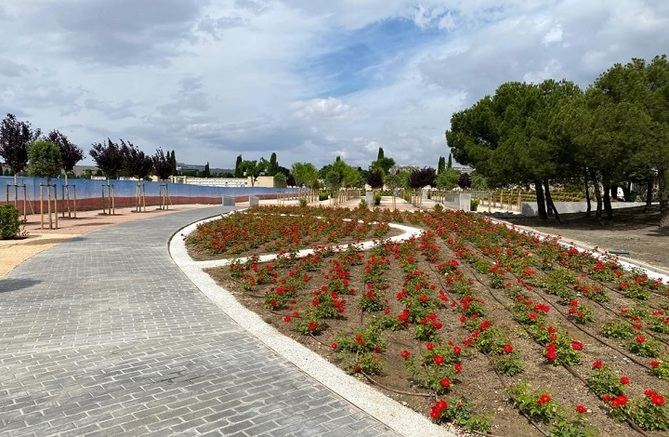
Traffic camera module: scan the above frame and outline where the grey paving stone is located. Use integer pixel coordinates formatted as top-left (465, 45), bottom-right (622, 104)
top-left (0, 207), bottom-right (398, 437)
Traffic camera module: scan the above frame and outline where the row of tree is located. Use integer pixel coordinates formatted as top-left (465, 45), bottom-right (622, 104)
top-left (446, 54), bottom-right (669, 226)
top-left (0, 114), bottom-right (84, 181)
top-left (0, 113), bottom-right (183, 182)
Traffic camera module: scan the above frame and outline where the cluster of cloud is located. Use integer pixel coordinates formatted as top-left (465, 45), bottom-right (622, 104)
top-left (0, 0), bottom-right (667, 169)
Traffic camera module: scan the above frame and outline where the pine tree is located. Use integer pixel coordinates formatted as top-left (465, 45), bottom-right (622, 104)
top-left (437, 156), bottom-right (446, 174)
top-left (377, 147), bottom-right (384, 160)
top-left (447, 153), bottom-right (453, 169)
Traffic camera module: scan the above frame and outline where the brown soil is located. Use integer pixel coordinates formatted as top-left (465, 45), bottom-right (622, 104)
top-left (205, 228), bottom-right (668, 436)
top-left (503, 207), bottom-right (669, 271)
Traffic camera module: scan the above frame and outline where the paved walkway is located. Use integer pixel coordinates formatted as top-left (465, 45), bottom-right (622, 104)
top-left (0, 207), bottom-right (397, 437)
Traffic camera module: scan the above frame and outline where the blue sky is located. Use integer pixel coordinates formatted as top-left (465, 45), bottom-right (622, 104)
top-left (0, 0), bottom-right (668, 169)
top-left (303, 18), bottom-right (442, 97)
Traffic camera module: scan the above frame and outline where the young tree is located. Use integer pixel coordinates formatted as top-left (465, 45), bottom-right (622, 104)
top-left (152, 148), bottom-right (173, 180)
top-left (437, 156), bottom-right (446, 174)
top-left (366, 168), bottom-right (384, 190)
top-left (234, 155), bottom-right (243, 178)
top-left (48, 130), bottom-right (83, 181)
top-left (241, 159), bottom-right (264, 187)
top-left (325, 170), bottom-right (341, 195)
top-left (27, 139), bottom-right (62, 182)
top-left (90, 139), bottom-right (123, 179)
top-left (169, 150), bottom-right (178, 175)
top-left (291, 162), bottom-right (318, 188)
top-left (202, 162), bottom-right (211, 178)
top-left (371, 147), bottom-right (395, 175)
top-left (267, 152), bottom-right (279, 176)
top-left (458, 173), bottom-right (472, 189)
top-left (121, 140), bottom-right (152, 180)
top-left (273, 172), bottom-right (287, 188)
top-left (409, 167), bottom-right (436, 189)
top-left (436, 167), bottom-right (461, 190)
top-left (0, 113), bottom-right (41, 181)
top-left (447, 153), bottom-right (453, 169)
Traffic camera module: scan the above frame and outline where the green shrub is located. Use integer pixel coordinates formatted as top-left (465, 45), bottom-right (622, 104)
top-left (434, 203), bottom-right (443, 212)
top-left (318, 192), bottom-right (329, 201)
top-left (0, 205), bottom-right (20, 239)
top-left (298, 198), bottom-right (308, 207)
top-left (374, 193), bottom-right (382, 206)
top-left (470, 198), bottom-right (480, 211)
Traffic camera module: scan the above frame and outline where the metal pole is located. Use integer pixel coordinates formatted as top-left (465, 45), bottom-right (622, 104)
top-left (73, 185), bottom-right (77, 218)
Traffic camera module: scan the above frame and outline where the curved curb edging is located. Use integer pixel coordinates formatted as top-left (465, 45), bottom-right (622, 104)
top-left (486, 216), bottom-right (669, 283)
top-left (169, 213), bottom-right (455, 437)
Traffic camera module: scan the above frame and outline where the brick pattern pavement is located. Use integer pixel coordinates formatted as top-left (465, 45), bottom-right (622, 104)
top-left (0, 207), bottom-right (397, 436)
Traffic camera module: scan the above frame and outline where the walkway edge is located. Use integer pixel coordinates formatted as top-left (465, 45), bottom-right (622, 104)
top-left (487, 216), bottom-right (669, 283)
top-left (169, 214), bottom-right (455, 437)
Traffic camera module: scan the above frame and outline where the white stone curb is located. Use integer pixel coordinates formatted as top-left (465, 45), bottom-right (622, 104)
top-left (169, 211), bottom-right (454, 437)
top-left (486, 216), bottom-right (669, 284)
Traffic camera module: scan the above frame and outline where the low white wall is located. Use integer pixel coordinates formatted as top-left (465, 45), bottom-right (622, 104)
top-left (521, 201), bottom-right (647, 217)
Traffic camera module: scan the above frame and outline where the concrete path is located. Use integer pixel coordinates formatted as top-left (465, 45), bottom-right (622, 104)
top-left (0, 207), bottom-right (397, 437)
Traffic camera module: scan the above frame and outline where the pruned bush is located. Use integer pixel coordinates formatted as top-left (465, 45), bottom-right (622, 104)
top-left (0, 205), bottom-right (20, 239)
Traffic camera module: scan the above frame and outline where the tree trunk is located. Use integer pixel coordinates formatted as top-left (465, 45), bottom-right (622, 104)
top-left (543, 179), bottom-right (561, 223)
top-left (622, 181), bottom-right (632, 202)
top-left (644, 176), bottom-right (653, 212)
top-left (590, 170), bottom-right (602, 219)
top-left (659, 169), bottom-right (669, 228)
top-left (534, 180), bottom-right (547, 220)
top-left (602, 177), bottom-right (613, 219)
top-left (610, 184), bottom-right (618, 201)
top-left (583, 167), bottom-right (591, 217)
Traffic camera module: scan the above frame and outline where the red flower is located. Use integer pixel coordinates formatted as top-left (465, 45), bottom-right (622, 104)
top-left (645, 389), bottom-right (657, 397)
top-left (330, 342), bottom-right (338, 350)
top-left (449, 259), bottom-right (459, 268)
top-left (479, 320), bottom-right (491, 331)
top-left (283, 315), bottom-right (292, 323)
top-left (401, 350), bottom-right (411, 360)
top-left (620, 375), bottom-right (630, 385)
top-left (307, 321), bottom-right (318, 331)
top-left (650, 359), bottom-right (661, 369)
top-left (571, 340), bottom-right (583, 351)
top-left (576, 404), bottom-right (587, 414)
top-left (433, 355), bottom-right (445, 365)
top-left (426, 342), bottom-right (434, 351)
top-left (636, 335), bottom-right (646, 344)
top-left (545, 343), bottom-right (557, 362)
top-left (536, 393), bottom-right (551, 406)
top-left (592, 360), bottom-right (603, 369)
top-left (611, 395), bottom-right (628, 408)
top-left (430, 400), bottom-right (448, 420)
top-left (503, 344), bottom-right (513, 354)
top-left (439, 377), bottom-right (451, 389)
top-left (454, 363), bottom-right (463, 373)
top-left (547, 326), bottom-right (557, 334)
top-left (651, 394), bottom-right (665, 406)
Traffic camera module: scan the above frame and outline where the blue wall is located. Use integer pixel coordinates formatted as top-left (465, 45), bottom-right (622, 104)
top-left (1, 176), bottom-right (293, 201)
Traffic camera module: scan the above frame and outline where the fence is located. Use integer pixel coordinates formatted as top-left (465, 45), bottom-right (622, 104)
top-left (0, 176), bottom-right (298, 214)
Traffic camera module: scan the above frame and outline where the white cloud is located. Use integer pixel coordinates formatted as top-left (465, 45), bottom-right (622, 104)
top-left (0, 0), bottom-right (667, 169)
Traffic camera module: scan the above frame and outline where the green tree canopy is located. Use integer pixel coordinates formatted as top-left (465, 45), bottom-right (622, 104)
top-left (27, 139), bottom-right (62, 180)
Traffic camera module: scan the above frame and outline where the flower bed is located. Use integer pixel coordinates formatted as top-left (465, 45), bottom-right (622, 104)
top-left (186, 205), bottom-right (396, 260)
top-left (203, 206), bottom-right (669, 436)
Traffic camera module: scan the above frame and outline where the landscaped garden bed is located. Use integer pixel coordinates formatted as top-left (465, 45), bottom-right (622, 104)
top-left (197, 206), bottom-right (669, 436)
